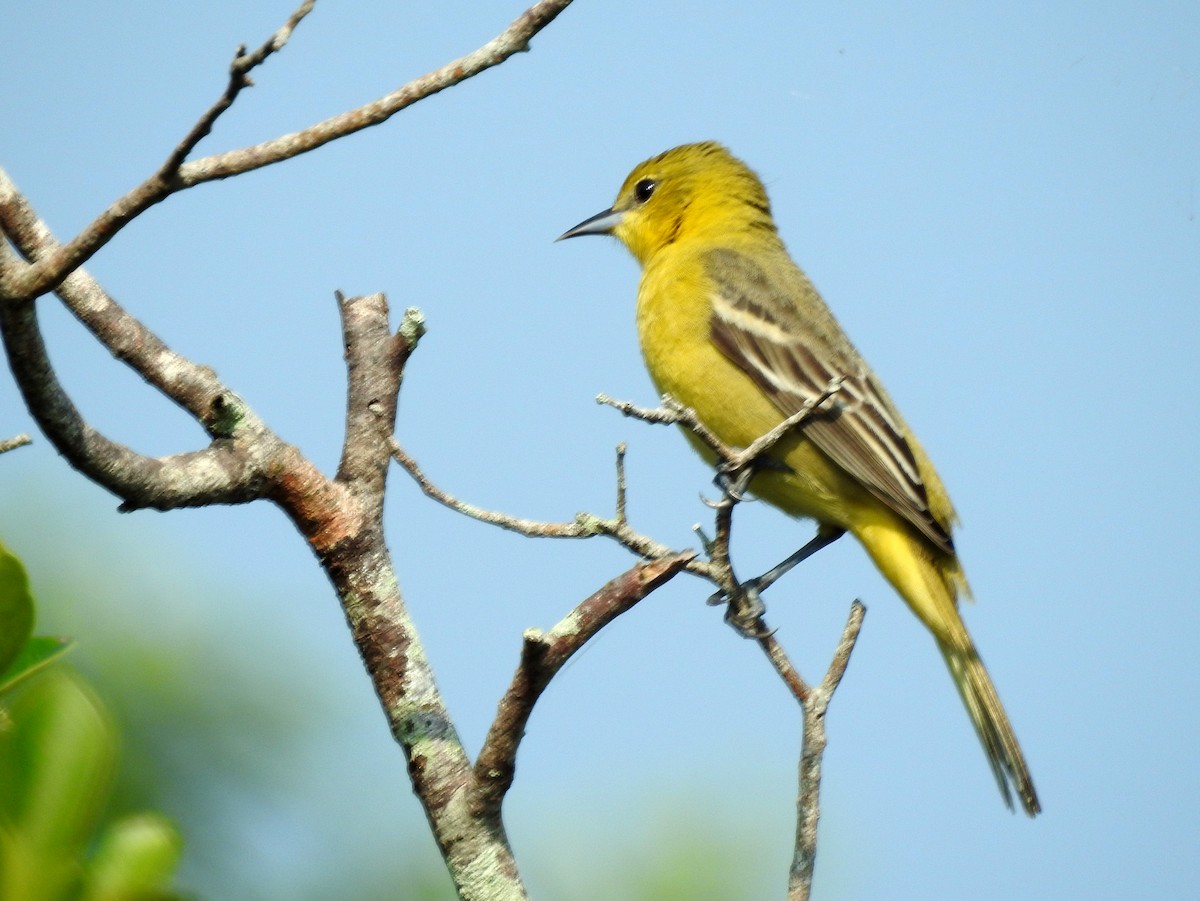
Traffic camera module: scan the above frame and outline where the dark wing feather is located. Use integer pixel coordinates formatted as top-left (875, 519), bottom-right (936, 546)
top-left (705, 248), bottom-right (954, 553)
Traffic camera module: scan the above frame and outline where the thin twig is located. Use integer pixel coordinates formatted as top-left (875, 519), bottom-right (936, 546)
top-left (614, 441), bottom-right (628, 522)
top-left (758, 633), bottom-right (812, 704)
top-left (388, 437), bottom-right (724, 589)
top-left (397, 383), bottom-right (848, 636)
top-left (472, 554), bottom-right (693, 817)
top-left (597, 392), bottom-right (728, 455)
top-left (0, 433), bottom-right (32, 455)
top-left (788, 600), bottom-right (867, 901)
top-left (158, 0), bottom-right (316, 178)
top-left (598, 380), bottom-right (844, 637)
top-left (0, 0), bottom-right (576, 302)
top-left (599, 378), bottom-right (843, 468)
top-left (388, 437), bottom-right (588, 539)
top-left (727, 377), bottom-right (843, 468)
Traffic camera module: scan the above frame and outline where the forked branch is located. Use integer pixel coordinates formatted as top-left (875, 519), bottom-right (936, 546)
top-left (393, 382), bottom-right (865, 895)
top-left (0, 0), bottom-right (576, 302)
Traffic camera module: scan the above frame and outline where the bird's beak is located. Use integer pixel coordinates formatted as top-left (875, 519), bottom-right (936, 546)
top-left (557, 207), bottom-right (625, 241)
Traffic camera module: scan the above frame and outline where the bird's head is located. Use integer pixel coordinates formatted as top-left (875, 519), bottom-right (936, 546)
top-left (558, 141), bottom-right (775, 266)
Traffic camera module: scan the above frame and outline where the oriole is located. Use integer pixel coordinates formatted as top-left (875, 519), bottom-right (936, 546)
top-left (560, 141), bottom-right (1039, 816)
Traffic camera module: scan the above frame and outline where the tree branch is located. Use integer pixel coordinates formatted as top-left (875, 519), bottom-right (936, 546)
top-left (263, 294), bottom-right (530, 899)
top-left (0, 0), bottom-right (576, 302)
top-left (787, 600), bottom-right (866, 901)
top-left (159, 0), bottom-right (316, 179)
top-left (335, 294), bottom-right (423, 516)
top-left (0, 3), bottom-right (577, 882)
top-left (389, 437), bottom-right (591, 539)
top-left (414, 382), bottom-right (867, 896)
top-left (0, 433), bottom-right (31, 455)
top-left (0, 297), bottom-right (270, 510)
top-left (598, 378), bottom-right (844, 476)
top-left (600, 382), bottom-right (844, 637)
top-left (471, 554), bottom-right (693, 818)
top-left (1, 3), bottom-right (865, 894)
top-left (0, 169), bottom-right (229, 425)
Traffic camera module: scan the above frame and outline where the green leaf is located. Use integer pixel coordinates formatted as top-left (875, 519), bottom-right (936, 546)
top-left (0, 541), bottom-right (35, 674)
top-left (0, 635), bottom-right (75, 696)
top-left (0, 670), bottom-right (118, 900)
top-left (84, 812), bottom-right (184, 901)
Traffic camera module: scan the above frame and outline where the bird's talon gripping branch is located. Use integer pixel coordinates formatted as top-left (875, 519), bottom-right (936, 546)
top-left (704, 579), bottom-right (771, 638)
top-left (714, 463), bottom-right (756, 502)
top-left (723, 583), bottom-right (772, 639)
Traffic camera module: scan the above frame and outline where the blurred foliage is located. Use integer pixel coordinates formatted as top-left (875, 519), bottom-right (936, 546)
top-left (0, 671), bottom-right (183, 901)
top-left (0, 542), bottom-right (183, 900)
top-left (0, 541), bottom-right (71, 697)
top-left (0, 540), bottom-right (34, 674)
top-left (529, 799), bottom-right (777, 901)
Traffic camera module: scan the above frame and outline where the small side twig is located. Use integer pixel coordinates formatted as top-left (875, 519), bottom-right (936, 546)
top-left (388, 437), bottom-right (588, 539)
top-left (471, 554), bottom-right (693, 817)
top-left (389, 437), bottom-right (730, 589)
top-left (0, 433), bottom-right (32, 455)
top-left (158, 0), bottom-right (315, 178)
top-left (613, 441), bottom-right (628, 521)
top-left (599, 379), bottom-right (843, 470)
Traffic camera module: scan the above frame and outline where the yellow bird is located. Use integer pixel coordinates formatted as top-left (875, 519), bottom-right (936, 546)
top-left (560, 141), bottom-right (1039, 816)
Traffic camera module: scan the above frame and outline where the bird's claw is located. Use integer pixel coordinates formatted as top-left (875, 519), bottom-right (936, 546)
top-left (714, 464), bottom-right (756, 503)
top-left (709, 580), bottom-right (773, 639)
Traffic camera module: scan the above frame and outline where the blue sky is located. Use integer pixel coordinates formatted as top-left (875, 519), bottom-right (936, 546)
top-left (3, 2), bottom-right (1198, 898)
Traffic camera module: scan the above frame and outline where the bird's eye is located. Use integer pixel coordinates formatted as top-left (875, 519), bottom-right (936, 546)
top-left (633, 179), bottom-right (657, 203)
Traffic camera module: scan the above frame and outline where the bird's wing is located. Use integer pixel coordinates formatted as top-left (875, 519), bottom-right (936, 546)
top-left (705, 247), bottom-right (954, 553)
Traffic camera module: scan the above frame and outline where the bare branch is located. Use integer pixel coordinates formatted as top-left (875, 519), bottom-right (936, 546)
top-left (757, 633), bottom-right (813, 704)
top-left (0, 164), bottom-right (284, 510)
top-left (599, 382), bottom-right (845, 638)
top-left (388, 437), bottom-right (590, 539)
top-left (0, 297), bottom-right (270, 510)
top-left (0, 433), bottom-right (31, 455)
top-left (0, 0), bottom-right (576, 302)
top-left (0, 168), bottom-right (229, 423)
top-left (0, 5), bottom-right (584, 896)
top-left (788, 600), bottom-right (866, 901)
top-left (335, 293), bottom-right (418, 514)
top-left (472, 554), bottom-right (693, 817)
top-left (598, 377), bottom-right (844, 469)
top-left (727, 377), bottom-right (844, 468)
top-left (596, 392), bottom-right (693, 427)
top-left (388, 436), bottom-right (729, 594)
top-left (159, 0), bottom-right (316, 178)
top-left (613, 441), bottom-right (629, 521)
top-left (597, 387), bottom-right (870, 896)
top-left (179, 0), bottom-right (574, 181)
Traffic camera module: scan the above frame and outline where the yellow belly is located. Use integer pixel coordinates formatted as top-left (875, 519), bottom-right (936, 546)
top-left (635, 253), bottom-right (875, 531)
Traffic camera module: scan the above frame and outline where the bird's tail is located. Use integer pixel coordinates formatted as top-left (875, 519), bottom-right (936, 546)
top-left (854, 516), bottom-right (1040, 816)
top-left (938, 638), bottom-right (1041, 816)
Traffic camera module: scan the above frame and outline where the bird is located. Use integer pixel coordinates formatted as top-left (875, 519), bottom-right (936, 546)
top-left (558, 140), bottom-right (1039, 816)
